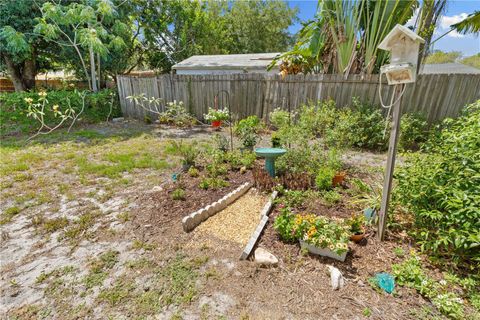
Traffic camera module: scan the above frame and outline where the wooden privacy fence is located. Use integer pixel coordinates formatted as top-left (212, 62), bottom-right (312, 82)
top-left (117, 73), bottom-right (480, 123)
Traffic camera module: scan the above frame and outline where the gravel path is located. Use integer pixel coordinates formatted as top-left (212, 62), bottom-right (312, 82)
top-left (192, 189), bottom-right (267, 247)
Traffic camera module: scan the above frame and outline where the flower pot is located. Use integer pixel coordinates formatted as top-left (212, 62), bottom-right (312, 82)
top-left (350, 233), bottom-right (365, 243)
top-left (332, 171), bottom-right (346, 186)
top-left (211, 120), bottom-right (222, 128)
top-left (299, 240), bottom-right (347, 262)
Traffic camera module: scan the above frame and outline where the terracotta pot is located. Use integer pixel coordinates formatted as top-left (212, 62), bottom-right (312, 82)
top-left (350, 233), bottom-right (365, 243)
top-left (211, 120), bottom-right (222, 128)
top-left (332, 171), bottom-right (346, 186)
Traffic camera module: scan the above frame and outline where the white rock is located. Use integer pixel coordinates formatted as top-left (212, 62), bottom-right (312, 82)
top-left (151, 186), bottom-right (163, 192)
top-left (254, 248), bottom-right (278, 266)
top-left (112, 117), bottom-right (124, 122)
top-left (327, 265), bottom-right (344, 290)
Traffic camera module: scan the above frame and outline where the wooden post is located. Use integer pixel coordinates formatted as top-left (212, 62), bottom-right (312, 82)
top-left (378, 84), bottom-right (404, 241)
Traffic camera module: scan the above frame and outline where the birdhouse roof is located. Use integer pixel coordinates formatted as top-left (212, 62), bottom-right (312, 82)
top-left (378, 24), bottom-right (425, 50)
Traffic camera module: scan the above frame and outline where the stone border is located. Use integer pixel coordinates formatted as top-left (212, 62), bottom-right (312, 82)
top-left (240, 190), bottom-right (278, 260)
top-left (182, 182), bottom-right (252, 232)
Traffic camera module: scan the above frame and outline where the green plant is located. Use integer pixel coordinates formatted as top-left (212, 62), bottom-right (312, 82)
top-left (234, 116), bottom-right (263, 149)
top-left (187, 167), bottom-right (199, 177)
top-left (159, 100), bottom-right (196, 127)
top-left (393, 247), bottom-right (405, 257)
top-left (212, 133), bottom-right (229, 152)
top-left (362, 308), bottom-right (372, 317)
top-left (198, 177), bottom-right (229, 190)
top-left (346, 214), bottom-right (365, 234)
top-left (171, 188), bottom-right (186, 201)
top-left (277, 190), bottom-right (307, 208)
top-left (320, 190), bottom-right (341, 207)
top-left (0, 89), bottom-right (120, 136)
top-left (273, 207), bottom-right (297, 242)
top-left (204, 107), bottom-right (229, 122)
top-left (352, 182), bottom-right (382, 211)
top-left (269, 108), bottom-right (291, 129)
top-left (315, 167), bottom-right (335, 190)
top-left (349, 98), bottom-right (389, 151)
top-left (167, 140), bottom-right (198, 167)
top-left (399, 113), bottom-right (429, 151)
top-left (395, 100), bottom-right (480, 270)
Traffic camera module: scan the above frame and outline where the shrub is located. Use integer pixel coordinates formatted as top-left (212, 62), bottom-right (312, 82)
top-left (234, 115), bottom-right (263, 149)
top-left (315, 167), bottom-right (335, 190)
top-left (399, 113), bottom-right (429, 151)
top-left (0, 89), bottom-right (120, 136)
top-left (159, 101), bottom-right (196, 127)
top-left (395, 100), bottom-right (480, 270)
top-left (269, 108), bottom-right (291, 129)
top-left (349, 98), bottom-right (389, 151)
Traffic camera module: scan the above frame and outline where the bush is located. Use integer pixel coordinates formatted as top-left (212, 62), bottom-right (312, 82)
top-left (395, 100), bottom-right (480, 271)
top-left (159, 101), bottom-right (196, 127)
top-left (399, 113), bottom-right (429, 151)
top-left (234, 115), bottom-right (263, 149)
top-left (0, 89), bottom-right (120, 136)
top-left (269, 108), bottom-right (291, 129)
top-left (315, 167), bottom-right (335, 190)
top-left (349, 98), bottom-right (389, 151)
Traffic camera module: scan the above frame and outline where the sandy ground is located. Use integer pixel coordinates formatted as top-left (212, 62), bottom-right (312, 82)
top-left (0, 121), bottom-right (447, 319)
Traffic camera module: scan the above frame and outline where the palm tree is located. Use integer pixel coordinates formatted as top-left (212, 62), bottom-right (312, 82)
top-left (451, 11), bottom-right (480, 34)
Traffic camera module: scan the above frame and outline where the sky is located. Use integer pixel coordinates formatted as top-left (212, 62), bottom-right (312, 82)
top-left (286, 0), bottom-right (480, 56)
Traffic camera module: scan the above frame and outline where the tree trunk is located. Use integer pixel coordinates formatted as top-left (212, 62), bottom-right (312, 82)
top-left (89, 44), bottom-right (98, 92)
top-left (22, 57), bottom-right (37, 90)
top-left (3, 55), bottom-right (26, 92)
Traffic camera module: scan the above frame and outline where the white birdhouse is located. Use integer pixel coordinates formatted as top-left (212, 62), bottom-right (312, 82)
top-left (378, 24), bottom-right (425, 85)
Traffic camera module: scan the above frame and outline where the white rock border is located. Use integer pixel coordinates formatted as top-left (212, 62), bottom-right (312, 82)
top-left (182, 182), bottom-right (252, 232)
top-left (239, 190), bottom-right (278, 260)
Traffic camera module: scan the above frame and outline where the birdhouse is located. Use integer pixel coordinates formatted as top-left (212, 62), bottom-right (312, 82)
top-left (378, 24), bottom-right (425, 85)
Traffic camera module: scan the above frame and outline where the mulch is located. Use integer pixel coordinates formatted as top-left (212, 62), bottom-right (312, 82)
top-left (131, 169), bottom-right (252, 233)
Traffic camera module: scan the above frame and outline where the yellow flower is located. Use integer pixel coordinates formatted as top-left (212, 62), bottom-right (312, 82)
top-left (38, 91), bottom-right (47, 97)
top-left (52, 105), bottom-right (59, 111)
top-left (24, 97), bottom-right (33, 104)
top-left (328, 244), bottom-right (336, 251)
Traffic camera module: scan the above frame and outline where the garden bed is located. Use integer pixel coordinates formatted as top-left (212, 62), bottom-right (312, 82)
top-left (133, 170), bottom-right (252, 228)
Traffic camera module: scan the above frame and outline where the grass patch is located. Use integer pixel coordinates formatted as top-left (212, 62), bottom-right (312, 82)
top-left (76, 151), bottom-right (170, 179)
top-left (131, 240), bottom-right (156, 251)
top-left (0, 206), bottom-right (21, 225)
top-left (98, 277), bottom-right (135, 306)
top-left (60, 211), bottom-right (101, 243)
top-left (83, 250), bottom-right (119, 289)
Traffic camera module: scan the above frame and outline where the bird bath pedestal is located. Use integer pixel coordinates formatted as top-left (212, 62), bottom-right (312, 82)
top-left (255, 148), bottom-right (286, 177)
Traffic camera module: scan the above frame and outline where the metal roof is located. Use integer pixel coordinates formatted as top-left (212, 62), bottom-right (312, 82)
top-left (420, 63), bottom-right (480, 74)
top-left (172, 53), bottom-right (280, 70)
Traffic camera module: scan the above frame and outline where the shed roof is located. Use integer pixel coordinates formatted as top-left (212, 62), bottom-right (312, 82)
top-left (172, 53), bottom-right (280, 70)
top-left (420, 63), bottom-right (480, 74)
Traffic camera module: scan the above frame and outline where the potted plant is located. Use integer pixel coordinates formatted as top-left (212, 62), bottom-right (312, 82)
top-left (347, 214), bottom-right (366, 243)
top-left (332, 171), bottom-right (346, 186)
top-left (204, 107), bottom-right (229, 128)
